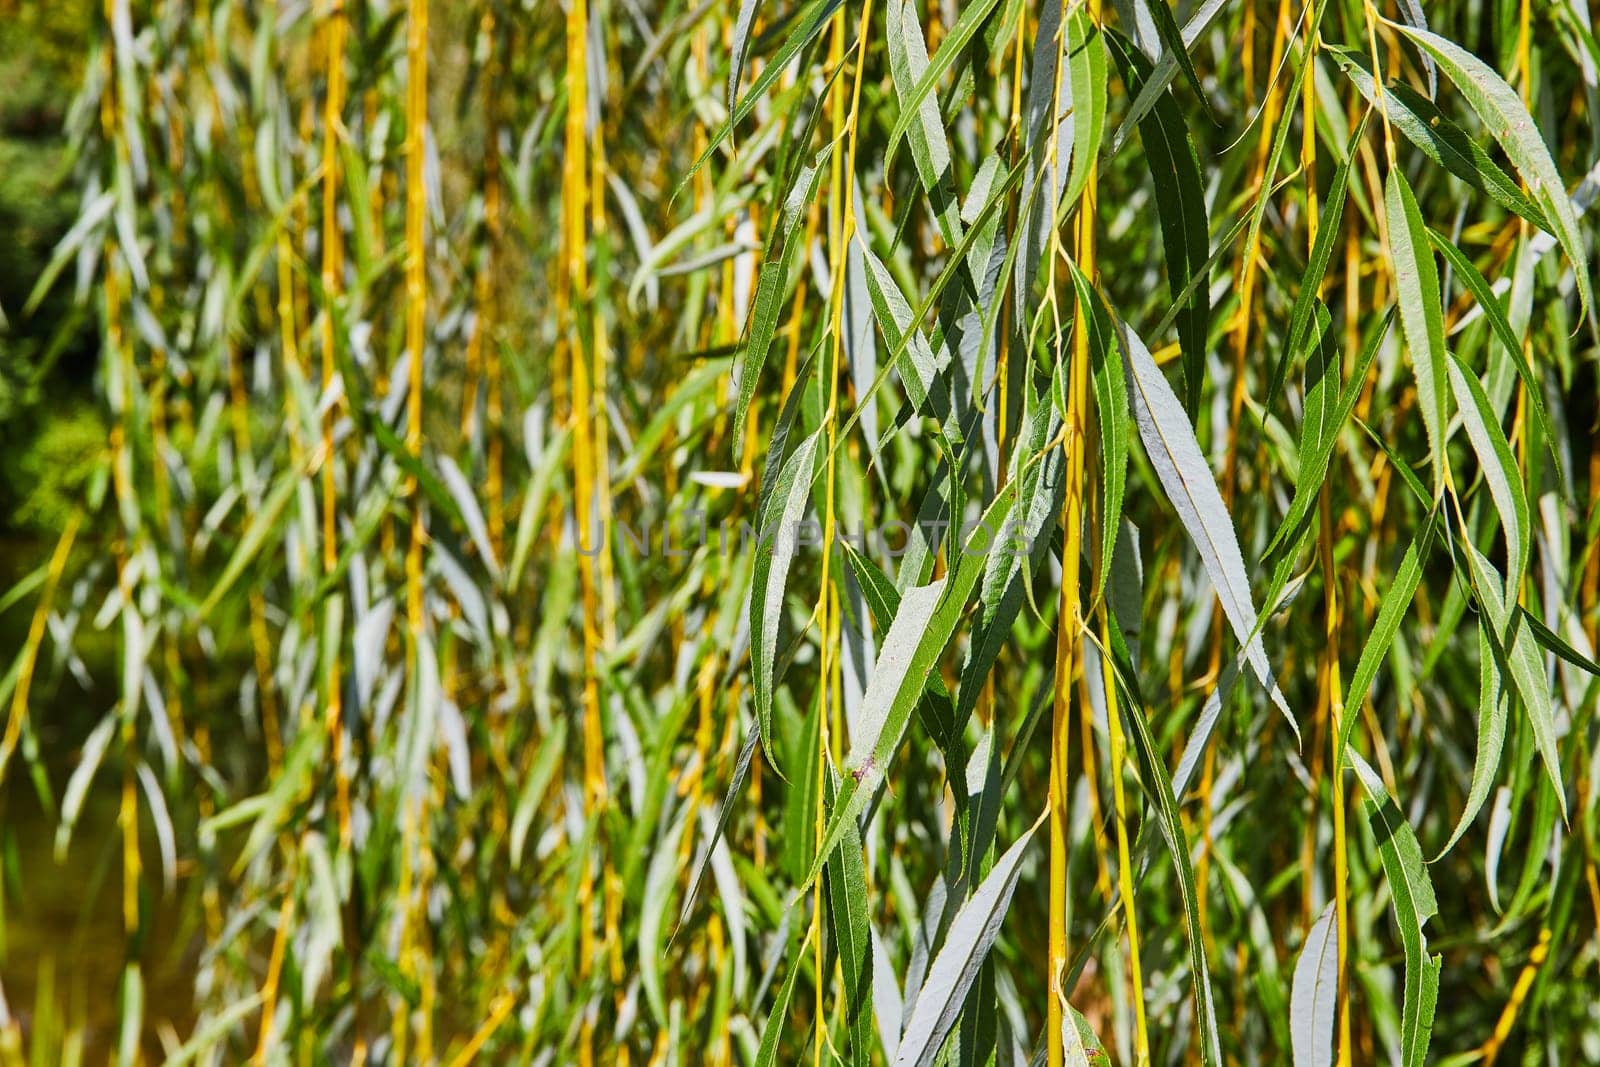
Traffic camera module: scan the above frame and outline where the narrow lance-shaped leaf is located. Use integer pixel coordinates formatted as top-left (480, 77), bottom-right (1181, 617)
top-left (826, 771), bottom-right (874, 1064)
top-left (726, 0), bottom-right (762, 116)
top-left (1061, 1002), bottom-right (1109, 1067)
top-left (1428, 231), bottom-right (1560, 482)
top-left (1015, 0), bottom-right (1072, 314)
top-left (1385, 166), bottom-right (1449, 496)
top-left (841, 538), bottom-right (962, 752)
top-left (680, 0), bottom-right (842, 195)
top-left (198, 462), bottom-right (306, 618)
top-left (1391, 0), bottom-right (1437, 95)
top-left (800, 479), bottom-right (1025, 892)
top-left (1268, 307), bottom-right (1393, 560)
top-left (956, 379), bottom-right (1063, 726)
top-left (1350, 751), bottom-right (1441, 1067)
top-left (1060, 10), bottom-right (1108, 213)
top-left (1111, 0), bottom-right (1230, 150)
top-left (753, 917), bottom-right (809, 1067)
top-left (872, 926), bottom-right (904, 1061)
top-left (1462, 544), bottom-right (1567, 821)
top-left (1438, 624), bottom-right (1509, 857)
top-left (1447, 353), bottom-right (1530, 591)
top-left (1267, 114), bottom-right (1368, 414)
top-left (437, 454), bottom-right (500, 580)
top-left (1141, 0), bottom-right (1213, 121)
top-left (733, 155), bottom-right (827, 450)
top-left (55, 712), bottom-right (117, 861)
top-left (885, 0), bottom-right (962, 246)
top-left (1073, 269), bottom-right (1126, 598)
top-left (855, 233), bottom-right (959, 451)
top-left (1331, 49), bottom-right (1548, 231)
top-left (1290, 901), bottom-right (1339, 1067)
top-left (1103, 611), bottom-right (1223, 1067)
top-left (891, 812), bottom-right (1044, 1067)
top-left (1111, 36), bottom-right (1211, 414)
top-left (750, 427), bottom-right (823, 774)
top-left (1118, 315), bottom-right (1295, 733)
top-left (883, 0), bottom-right (1005, 170)
top-left (1337, 522), bottom-right (1431, 760)
top-left (1393, 23), bottom-right (1594, 322)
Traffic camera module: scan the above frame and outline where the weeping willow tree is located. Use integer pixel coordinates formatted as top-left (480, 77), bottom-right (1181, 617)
top-left (1, 0), bottom-right (1598, 1062)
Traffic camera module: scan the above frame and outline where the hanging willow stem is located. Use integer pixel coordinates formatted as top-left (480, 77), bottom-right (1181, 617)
top-left (321, 0), bottom-right (351, 851)
top-left (1047, 0), bottom-right (1097, 1059)
top-left (1093, 456), bottom-right (1149, 1064)
top-left (813, 1), bottom-right (872, 1056)
top-left (396, 0), bottom-right (429, 1059)
top-left (1297, 23), bottom-right (1354, 1062)
top-left (563, 0), bottom-right (610, 1057)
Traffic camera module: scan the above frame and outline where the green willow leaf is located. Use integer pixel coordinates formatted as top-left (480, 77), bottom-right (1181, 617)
top-left (1350, 751), bottom-right (1441, 1067)
top-left (1290, 901), bottom-right (1339, 1067)
top-left (855, 234), bottom-right (960, 451)
top-left (733, 154), bottom-right (827, 451)
top-left (754, 918), bottom-right (809, 1067)
top-left (1268, 306), bottom-right (1393, 560)
top-left (1393, 22), bottom-right (1594, 320)
top-left (1119, 316), bottom-right (1295, 734)
top-left (197, 463), bottom-right (305, 619)
top-left (1447, 353), bottom-right (1530, 591)
top-left (885, 0), bottom-right (962, 246)
top-left (1111, 34), bottom-right (1211, 414)
top-left (680, 0), bottom-right (841, 196)
top-left (1338, 520), bottom-right (1432, 760)
top-left (1385, 167), bottom-right (1449, 496)
top-left (510, 719), bottom-right (567, 870)
top-left (1071, 268), bottom-right (1126, 598)
top-left (799, 480), bottom-right (1023, 895)
top-left (956, 378), bottom-right (1061, 726)
top-left (1462, 544), bottom-right (1567, 821)
top-left (750, 426), bottom-right (823, 774)
top-left (840, 538), bottom-right (962, 752)
top-left (1061, 1000), bottom-right (1109, 1067)
top-left (825, 773), bottom-right (875, 1065)
top-left (884, 0), bottom-right (1005, 172)
top-left (1331, 49), bottom-right (1548, 231)
top-left (1267, 114), bottom-right (1368, 414)
top-left (1438, 624), bottom-right (1508, 858)
top-left (1061, 10), bottom-right (1108, 213)
top-left (1141, 0), bottom-right (1211, 121)
top-left (1427, 231), bottom-right (1559, 482)
top-left (726, 0), bottom-right (762, 115)
top-left (890, 812), bottom-right (1043, 1067)
top-left (1105, 613), bottom-right (1224, 1067)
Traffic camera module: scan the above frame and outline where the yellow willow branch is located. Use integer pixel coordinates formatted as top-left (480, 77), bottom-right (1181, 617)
top-left (253, 855), bottom-right (299, 1062)
top-left (1046, 0), bottom-right (1081, 1055)
top-left (802, 4), bottom-right (878, 1059)
top-left (1093, 465), bottom-right (1149, 1063)
top-left (563, 0), bottom-right (609, 1060)
top-left (1300, 39), bottom-right (1354, 1064)
top-left (1047, 0), bottom-right (1104, 1060)
top-left (397, 0), bottom-right (429, 1059)
top-left (321, 0), bottom-right (351, 851)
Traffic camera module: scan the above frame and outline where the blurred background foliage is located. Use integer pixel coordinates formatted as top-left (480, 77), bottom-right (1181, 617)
top-left (0, 2), bottom-right (102, 538)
